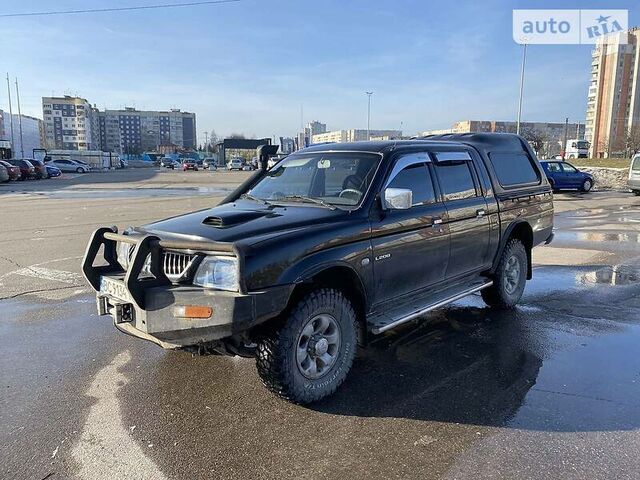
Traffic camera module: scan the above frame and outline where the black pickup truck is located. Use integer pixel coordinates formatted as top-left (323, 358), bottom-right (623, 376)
top-left (83, 133), bottom-right (554, 403)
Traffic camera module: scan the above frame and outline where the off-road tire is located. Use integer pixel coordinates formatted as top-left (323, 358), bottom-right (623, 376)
top-left (481, 238), bottom-right (527, 309)
top-left (256, 288), bottom-right (357, 404)
top-left (581, 178), bottom-right (593, 192)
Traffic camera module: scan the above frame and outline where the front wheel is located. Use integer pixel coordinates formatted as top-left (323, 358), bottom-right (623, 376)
top-left (582, 178), bottom-right (593, 192)
top-left (482, 238), bottom-right (527, 309)
top-left (256, 288), bottom-right (357, 404)
top-left (76, 167), bottom-right (84, 173)
top-left (634, 190), bottom-right (640, 196)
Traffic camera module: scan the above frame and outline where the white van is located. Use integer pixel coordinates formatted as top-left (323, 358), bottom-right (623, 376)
top-left (629, 154), bottom-right (640, 195)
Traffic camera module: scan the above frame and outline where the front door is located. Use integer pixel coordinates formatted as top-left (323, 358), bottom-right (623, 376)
top-left (432, 154), bottom-right (491, 279)
top-left (370, 152), bottom-right (449, 306)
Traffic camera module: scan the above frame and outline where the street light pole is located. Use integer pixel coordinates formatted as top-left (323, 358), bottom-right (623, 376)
top-left (365, 91), bottom-right (373, 140)
top-left (516, 44), bottom-right (527, 135)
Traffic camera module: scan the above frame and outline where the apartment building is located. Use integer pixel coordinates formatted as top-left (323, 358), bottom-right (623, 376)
top-left (296, 120), bottom-right (327, 150)
top-left (586, 28), bottom-right (640, 157)
top-left (42, 96), bottom-right (197, 153)
top-left (95, 107), bottom-right (197, 153)
top-left (312, 129), bottom-right (402, 144)
top-left (423, 121), bottom-right (583, 143)
top-left (42, 96), bottom-right (95, 150)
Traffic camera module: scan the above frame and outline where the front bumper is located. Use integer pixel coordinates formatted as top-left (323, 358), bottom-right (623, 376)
top-left (82, 227), bottom-right (292, 349)
top-left (629, 177), bottom-right (640, 191)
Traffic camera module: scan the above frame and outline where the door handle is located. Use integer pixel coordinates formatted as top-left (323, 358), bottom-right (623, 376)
top-left (432, 217), bottom-right (443, 227)
top-left (476, 209), bottom-right (486, 218)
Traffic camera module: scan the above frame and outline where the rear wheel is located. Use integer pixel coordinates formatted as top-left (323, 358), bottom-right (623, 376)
top-left (482, 238), bottom-right (527, 308)
top-left (582, 178), bottom-right (593, 192)
top-left (256, 288), bottom-right (357, 404)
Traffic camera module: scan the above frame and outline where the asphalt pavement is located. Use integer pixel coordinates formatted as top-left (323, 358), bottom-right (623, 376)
top-left (1, 169), bottom-right (639, 479)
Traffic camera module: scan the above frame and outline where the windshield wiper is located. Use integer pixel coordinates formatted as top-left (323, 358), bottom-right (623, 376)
top-left (281, 195), bottom-right (337, 210)
top-left (240, 193), bottom-right (272, 206)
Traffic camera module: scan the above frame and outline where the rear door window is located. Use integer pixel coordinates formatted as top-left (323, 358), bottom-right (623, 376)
top-left (434, 162), bottom-right (478, 201)
top-left (546, 162), bottom-right (561, 173)
top-left (488, 152), bottom-right (540, 187)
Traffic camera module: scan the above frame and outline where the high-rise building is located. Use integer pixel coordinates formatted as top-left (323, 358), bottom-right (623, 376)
top-left (42, 96), bottom-right (96, 150)
top-left (95, 107), bottom-right (197, 154)
top-left (279, 137), bottom-right (295, 154)
top-left (42, 96), bottom-right (197, 153)
top-left (586, 28), bottom-right (640, 158)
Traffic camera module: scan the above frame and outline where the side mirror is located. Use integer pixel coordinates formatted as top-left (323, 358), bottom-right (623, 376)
top-left (383, 188), bottom-right (412, 210)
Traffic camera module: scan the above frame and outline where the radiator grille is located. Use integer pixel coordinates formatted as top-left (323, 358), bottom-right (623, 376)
top-left (163, 251), bottom-right (196, 280)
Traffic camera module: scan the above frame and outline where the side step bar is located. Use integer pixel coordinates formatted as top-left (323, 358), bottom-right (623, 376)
top-left (371, 281), bottom-right (493, 334)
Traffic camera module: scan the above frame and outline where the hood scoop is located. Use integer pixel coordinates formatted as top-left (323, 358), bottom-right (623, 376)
top-left (202, 210), bottom-right (274, 228)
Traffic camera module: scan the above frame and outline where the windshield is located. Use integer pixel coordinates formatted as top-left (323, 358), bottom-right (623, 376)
top-left (632, 156), bottom-right (640, 171)
top-left (248, 152), bottom-right (380, 207)
top-left (576, 141), bottom-right (589, 150)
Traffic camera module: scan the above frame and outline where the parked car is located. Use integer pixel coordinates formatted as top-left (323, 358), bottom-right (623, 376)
top-left (203, 157), bottom-right (217, 170)
top-left (29, 159), bottom-right (49, 179)
top-left (182, 159), bottom-right (199, 171)
top-left (0, 164), bottom-right (9, 182)
top-left (46, 165), bottom-right (62, 177)
top-left (227, 158), bottom-right (243, 170)
top-left (0, 160), bottom-right (21, 181)
top-left (242, 164), bottom-right (253, 171)
top-left (6, 159), bottom-right (36, 180)
top-left (160, 158), bottom-right (177, 169)
top-left (47, 159), bottom-right (91, 173)
top-left (540, 160), bottom-right (594, 192)
top-left (83, 133), bottom-right (554, 404)
top-left (629, 154), bottom-right (640, 196)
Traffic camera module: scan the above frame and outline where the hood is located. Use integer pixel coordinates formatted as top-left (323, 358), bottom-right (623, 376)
top-left (137, 199), bottom-right (347, 244)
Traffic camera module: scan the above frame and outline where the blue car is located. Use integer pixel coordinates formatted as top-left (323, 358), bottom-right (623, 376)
top-left (540, 160), bottom-right (594, 192)
top-left (46, 165), bottom-right (62, 177)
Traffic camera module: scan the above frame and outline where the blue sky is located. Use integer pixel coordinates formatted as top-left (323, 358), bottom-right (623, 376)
top-left (2, 0), bottom-right (639, 142)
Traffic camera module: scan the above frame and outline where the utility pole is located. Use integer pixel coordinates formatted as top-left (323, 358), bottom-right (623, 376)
top-left (6, 73), bottom-right (15, 153)
top-left (15, 77), bottom-right (24, 158)
top-left (516, 44), bottom-right (527, 135)
top-left (204, 131), bottom-right (209, 154)
top-left (365, 91), bottom-right (373, 140)
top-left (562, 117), bottom-right (569, 160)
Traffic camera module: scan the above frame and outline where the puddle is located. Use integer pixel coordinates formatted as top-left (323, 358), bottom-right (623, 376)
top-left (578, 264), bottom-right (640, 286)
top-left (554, 230), bottom-right (640, 244)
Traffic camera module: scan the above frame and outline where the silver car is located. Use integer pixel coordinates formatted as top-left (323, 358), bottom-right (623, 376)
top-left (629, 154), bottom-right (640, 195)
top-left (48, 159), bottom-right (91, 173)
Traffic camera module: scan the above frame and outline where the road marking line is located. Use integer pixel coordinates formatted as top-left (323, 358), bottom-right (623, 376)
top-left (14, 266), bottom-right (82, 284)
top-left (72, 351), bottom-right (167, 480)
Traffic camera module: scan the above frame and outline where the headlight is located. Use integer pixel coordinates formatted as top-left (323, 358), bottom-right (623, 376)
top-left (193, 256), bottom-right (239, 291)
top-left (117, 241), bottom-right (133, 270)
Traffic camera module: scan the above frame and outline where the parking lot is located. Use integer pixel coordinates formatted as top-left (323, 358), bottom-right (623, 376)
top-left (1, 168), bottom-right (640, 480)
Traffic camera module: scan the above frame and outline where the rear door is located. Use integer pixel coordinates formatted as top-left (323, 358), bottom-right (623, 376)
top-left (432, 151), bottom-right (492, 280)
top-left (545, 162), bottom-right (563, 186)
top-left (370, 151), bottom-right (449, 305)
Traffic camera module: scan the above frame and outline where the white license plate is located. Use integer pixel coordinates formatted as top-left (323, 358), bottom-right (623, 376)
top-left (100, 276), bottom-right (133, 303)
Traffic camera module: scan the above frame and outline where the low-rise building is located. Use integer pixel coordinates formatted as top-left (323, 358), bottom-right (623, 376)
top-left (312, 129), bottom-right (402, 144)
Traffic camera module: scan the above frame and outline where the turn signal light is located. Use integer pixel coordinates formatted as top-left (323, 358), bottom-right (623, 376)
top-left (174, 305), bottom-right (213, 319)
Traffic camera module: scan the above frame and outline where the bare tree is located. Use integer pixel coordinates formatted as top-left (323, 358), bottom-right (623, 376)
top-left (522, 128), bottom-right (548, 157)
top-left (596, 134), bottom-right (609, 158)
top-left (624, 126), bottom-right (640, 157)
top-left (228, 133), bottom-right (245, 139)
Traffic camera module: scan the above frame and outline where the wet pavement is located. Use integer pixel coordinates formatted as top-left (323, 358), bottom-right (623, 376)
top-left (1, 180), bottom-right (640, 479)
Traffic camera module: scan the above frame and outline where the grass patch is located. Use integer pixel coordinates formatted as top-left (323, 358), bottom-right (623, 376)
top-left (570, 158), bottom-right (631, 169)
